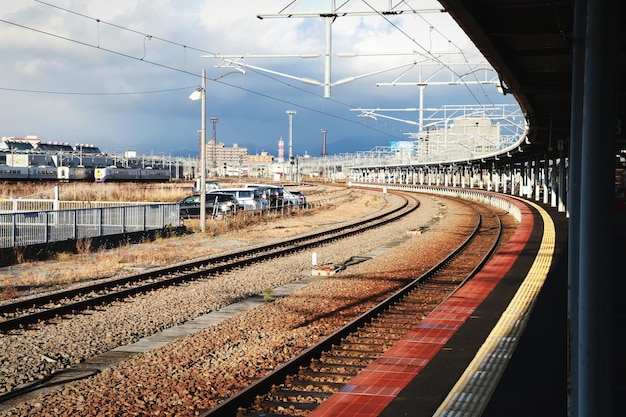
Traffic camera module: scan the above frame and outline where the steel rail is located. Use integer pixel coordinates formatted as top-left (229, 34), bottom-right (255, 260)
top-left (198, 200), bottom-right (503, 417)
top-left (0, 193), bottom-right (416, 333)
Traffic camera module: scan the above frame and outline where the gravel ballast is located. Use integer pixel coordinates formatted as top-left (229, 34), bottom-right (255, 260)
top-left (0, 191), bottom-right (486, 416)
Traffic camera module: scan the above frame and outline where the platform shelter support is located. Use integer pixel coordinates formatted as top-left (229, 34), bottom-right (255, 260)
top-left (506, 166), bottom-right (511, 195)
top-left (573, 0), bottom-right (617, 414)
top-left (534, 157), bottom-right (541, 201)
top-left (558, 150), bottom-right (567, 213)
top-left (567, 0), bottom-right (585, 411)
top-left (541, 154), bottom-right (550, 205)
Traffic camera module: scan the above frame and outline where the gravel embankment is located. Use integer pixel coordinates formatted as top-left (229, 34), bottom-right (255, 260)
top-left (0, 193), bottom-right (475, 416)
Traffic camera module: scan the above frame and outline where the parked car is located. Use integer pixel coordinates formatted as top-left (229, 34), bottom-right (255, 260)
top-left (192, 180), bottom-right (222, 193)
top-left (178, 193), bottom-right (238, 218)
top-left (287, 190), bottom-right (307, 207)
top-left (209, 188), bottom-right (263, 211)
top-left (282, 189), bottom-right (302, 207)
top-left (245, 184), bottom-right (285, 209)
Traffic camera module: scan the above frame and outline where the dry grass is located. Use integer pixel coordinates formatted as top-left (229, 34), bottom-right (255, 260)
top-left (0, 181), bottom-right (193, 202)
top-left (0, 184), bottom-right (382, 300)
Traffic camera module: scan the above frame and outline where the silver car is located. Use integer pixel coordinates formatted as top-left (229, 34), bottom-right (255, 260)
top-left (209, 188), bottom-right (264, 211)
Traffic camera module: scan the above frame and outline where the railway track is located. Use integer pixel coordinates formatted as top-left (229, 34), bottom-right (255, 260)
top-left (0, 192), bottom-right (417, 333)
top-left (199, 199), bottom-right (503, 417)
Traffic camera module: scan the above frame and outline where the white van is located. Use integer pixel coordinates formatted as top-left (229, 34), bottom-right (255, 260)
top-left (193, 180), bottom-right (222, 193)
top-left (210, 188), bottom-right (263, 210)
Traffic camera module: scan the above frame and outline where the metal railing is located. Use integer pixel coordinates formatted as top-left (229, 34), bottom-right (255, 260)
top-left (0, 203), bottom-right (180, 249)
top-left (0, 188), bottom-right (347, 249)
top-left (352, 182), bottom-right (522, 223)
top-left (0, 198), bottom-right (161, 213)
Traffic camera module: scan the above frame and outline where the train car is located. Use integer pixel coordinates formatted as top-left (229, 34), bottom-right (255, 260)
top-left (0, 165), bottom-right (30, 180)
top-left (95, 167), bottom-right (139, 182)
top-left (72, 166), bottom-right (95, 181)
top-left (1, 165), bottom-right (65, 181)
top-left (28, 166), bottom-right (58, 181)
top-left (139, 167), bottom-right (170, 181)
top-left (57, 166), bottom-right (95, 181)
top-left (94, 166), bottom-right (170, 182)
top-left (57, 166), bottom-right (70, 181)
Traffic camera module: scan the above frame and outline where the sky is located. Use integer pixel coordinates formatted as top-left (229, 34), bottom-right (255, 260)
top-left (0, 0), bottom-right (517, 158)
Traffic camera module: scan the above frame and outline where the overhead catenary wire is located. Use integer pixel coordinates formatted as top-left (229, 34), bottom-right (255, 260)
top-left (33, 0), bottom-right (215, 58)
top-left (1, 0), bottom-right (499, 143)
top-left (0, 85), bottom-right (198, 96)
top-left (0, 5), bottom-right (418, 141)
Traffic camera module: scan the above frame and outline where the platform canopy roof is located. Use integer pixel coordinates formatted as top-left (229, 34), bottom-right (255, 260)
top-left (439, 0), bottom-right (624, 160)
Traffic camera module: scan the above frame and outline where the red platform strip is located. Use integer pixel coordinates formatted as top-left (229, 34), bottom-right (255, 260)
top-left (308, 200), bottom-right (534, 417)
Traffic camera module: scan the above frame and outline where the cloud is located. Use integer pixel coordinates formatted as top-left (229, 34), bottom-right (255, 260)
top-left (0, 0), bottom-right (516, 157)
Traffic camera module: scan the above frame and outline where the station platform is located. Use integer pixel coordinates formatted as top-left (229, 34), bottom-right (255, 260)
top-left (308, 198), bottom-right (568, 417)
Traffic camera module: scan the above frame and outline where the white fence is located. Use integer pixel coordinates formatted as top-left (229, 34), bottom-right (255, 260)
top-left (0, 198), bottom-right (160, 213)
top-left (0, 204), bottom-right (180, 249)
top-left (352, 183), bottom-right (523, 223)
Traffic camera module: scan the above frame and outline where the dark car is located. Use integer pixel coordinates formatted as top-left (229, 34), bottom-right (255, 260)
top-left (178, 193), bottom-right (238, 218)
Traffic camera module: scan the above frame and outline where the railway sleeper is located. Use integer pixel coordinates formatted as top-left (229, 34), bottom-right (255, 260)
top-left (330, 345), bottom-right (383, 353)
top-left (389, 300), bottom-right (435, 309)
top-left (339, 341), bottom-right (395, 351)
top-left (242, 383), bottom-right (343, 416)
top-left (367, 318), bottom-right (418, 327)
top-left (390, 303), bottom-right (440, 313)
top-left (382, 308), bottom-right (430, 316)
top-left (257, 393), bottom-right (325, 405)
top-left (354, 329), bottom-right (405, 339)
top-left (324, 351), bottom-right (381, 361)
top-left (361, 321), bottom-right (411, 330)
top-left (353, 326), bottom-right (405, 335)
top-left (237, 409), bottom-right (297, 417)
top-left (364, 325), bottom-right (415, 334)
top-left (317, 356), bottom-right (373, 367)
top-left (370, 313), bottom-right (419, 321)
top-left (422, 276), bottom-right (465, 286)
top-left (285, 378), bottom-right (344, 391)
top-left (264, 389), bottom-right (333, 403)
top-left (300, 369), bottom-right (359, 380)
top-left (308, 358), bottom-right (364, 370)
top-left (418, 280), bottom-right (458, 289)
top-left (309, 362), bottom-right (365, 373)
top-left (254, 399), bottom-right (322, 412)
top-left (343, 333), bottom-right (398, 343)
top-left (346, 336), bottom-right (402, 347)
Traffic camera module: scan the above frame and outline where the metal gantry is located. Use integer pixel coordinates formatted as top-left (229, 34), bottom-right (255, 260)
top-left (205, 1), bottom-right (451, 98)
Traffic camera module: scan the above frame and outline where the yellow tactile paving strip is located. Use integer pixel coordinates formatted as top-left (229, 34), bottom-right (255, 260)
top-left (433, 199), bottom-right (556, 417)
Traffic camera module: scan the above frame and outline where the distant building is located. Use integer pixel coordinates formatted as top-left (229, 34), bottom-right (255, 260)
top-left (206, 140), bottom-right (247, 164)
top-left (247, 151), bottom-right (274, 163)
top-left (0, 136), bottom-right (39, 152)
top-left (277, 137), bottom-right (285, 163)
top-left (416, 118), bottom-right (501, 162)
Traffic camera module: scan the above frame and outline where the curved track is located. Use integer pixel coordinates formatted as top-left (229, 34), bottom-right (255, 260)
top-left (199, 199), bottom-right (503, 417)
top-left (0, 192), bottom-right (417, 333)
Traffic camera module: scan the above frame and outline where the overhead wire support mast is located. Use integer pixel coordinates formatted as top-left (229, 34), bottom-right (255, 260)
top-left (233, 1), bottom-right (445, 98)
top-left (376, 63), bottom-right (500, 132)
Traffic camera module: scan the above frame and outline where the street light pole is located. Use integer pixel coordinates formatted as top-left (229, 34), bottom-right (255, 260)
top-left (200, 70), bottom-right (207, 232)
top-left (189, 70), bottom-right (207, 232)
top-left (211, 117), bottom-right (218, 176)
top-left (286, 110), bottom-right (296, 180)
